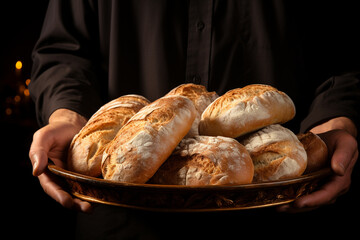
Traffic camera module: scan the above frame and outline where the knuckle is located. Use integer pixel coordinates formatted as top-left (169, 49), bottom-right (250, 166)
top-left (33, 127), bottom-right (48, 140)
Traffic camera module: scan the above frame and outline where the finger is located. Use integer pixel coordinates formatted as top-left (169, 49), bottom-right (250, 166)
top-left (29, 128), bottom-right (53, 176)
top-left (278, 131), bottom-right (358, 213)
top-left (294, 187), bottom-right (336, 209)
top-left (294, 174), bottom-right (350, 209)
top-left (279, 152), bottom-right (357, 213)
top-left (331, 139), bottom-right (356, 176)
top-left (29, 148), bottom-right (51, 176)
top-left (73, 198), bottom-right (93, 213)
top-left (333, 141), bottom-right (358, 177)
top-left (277, 185), bottom-right (337, 213)
top-left (38, 171), bottom-right (92, 213)
top-left (277, 203), bottom-right (319, 213)
top-left (321, 131), bottom-right (358, 176)
top-left (38, 171), bottom-right (74, 208)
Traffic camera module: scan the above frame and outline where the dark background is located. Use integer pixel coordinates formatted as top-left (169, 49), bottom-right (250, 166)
top-left (1, 1), bottom-right (77, 238)
top-left (1, 1), bottom-right (359, 239)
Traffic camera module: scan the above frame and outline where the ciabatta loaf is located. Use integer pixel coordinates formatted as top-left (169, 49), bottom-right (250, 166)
top-left (67, 95), bottom-right (150, 177)
top-left (166, 83), bottom-right (218, 137)
top-left (150, 136), bottom-right (254, 185)
top-left (239, 124), bottom-right (307, 182)
top-left (199, 84), bottom-right (295, 138)
top-left (297, 132), bottom-right (328, 173)
top-left (101, 95), bottom-right (196, 183)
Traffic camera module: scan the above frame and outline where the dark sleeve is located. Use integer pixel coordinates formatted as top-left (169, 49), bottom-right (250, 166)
top-left (300, 72), bottom-right (360, 133)
top-left (29, 0), bottom-right (103, 126)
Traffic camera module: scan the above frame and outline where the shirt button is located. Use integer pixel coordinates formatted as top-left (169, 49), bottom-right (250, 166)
top-left (196, 21), bottom-right (205, 31)
top-left (192, 74), bottom-right (201, 84)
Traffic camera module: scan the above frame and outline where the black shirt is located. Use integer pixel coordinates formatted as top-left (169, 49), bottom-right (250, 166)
top-left (30, 0), bottom-right (360, 133)
top-left (29, 1), bottom-right (360, 238)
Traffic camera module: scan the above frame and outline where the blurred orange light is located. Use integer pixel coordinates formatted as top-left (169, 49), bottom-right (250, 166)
top-left (19, 85), bottom-right (25, 93)
top-left (5, 108), bottom-right (12, 116)
top-left (14, 95), bottom-right (21, 103)
top-left (15, 61), bottom-right (22, 70)
top-left (24, 89), bottom-right (30, 96)
top-left (25, 79), bottom-right (31, 86)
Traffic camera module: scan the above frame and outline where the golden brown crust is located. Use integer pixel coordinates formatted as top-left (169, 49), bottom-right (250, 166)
top-left (166, 83), bottom-right (218, 104)
top-left (166, 83), bottom-right (218, 137)
top-left (150, 136), bottom-right (254, 185)
top-left (67, 95), bottom-right (150, 177)
top-left (239, 124), bottom-right (307, 182)
top-left (101, 95), bottom-right (197, 183)
top-left (199, 84), bottom-right (295, 138)
top-left (86, 95), bottom-right (150, 124)
top-left (297, 132), bottom-right (329, 173)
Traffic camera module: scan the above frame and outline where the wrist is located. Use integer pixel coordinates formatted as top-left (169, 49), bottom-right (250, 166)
top-left (49, 108), bottom-right (87, 129)
top-left (310, 117), bottom-right (357, 138)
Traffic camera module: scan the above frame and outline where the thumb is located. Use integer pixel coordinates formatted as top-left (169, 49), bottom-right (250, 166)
top-left (29, 129), bottom-right (52, 176)
top-left (29, 149), bottom-right (50, 176)
top-left (320, 130), bottom-right (358, 176)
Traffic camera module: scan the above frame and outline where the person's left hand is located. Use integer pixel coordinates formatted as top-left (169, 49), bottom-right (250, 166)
top-left (277, 117), bottom-right (358, 213)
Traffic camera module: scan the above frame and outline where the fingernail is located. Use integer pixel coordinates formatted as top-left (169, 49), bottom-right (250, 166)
top-left (32, 155), bottom-right (39, 176)
top-left (32, 161), bottom-right (38, 176)
top-left (339, 162), bottom-right (345, 173)
top-left (294, 200), bottom-right (305, 208)
top-left (335, 162), bottom-right (346, 176)
top-left (82, 203), bottom-right (93, 214)
top-left (277, 204), bottom-right (290, 212)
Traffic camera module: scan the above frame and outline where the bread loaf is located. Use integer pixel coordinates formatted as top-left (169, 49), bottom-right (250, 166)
top-left (239, 124), bottom-right (307, 182)
top-left (150, 136), bottom-right (254, 185)
top-left (297, 132), bottom-right (328, 173)
top-left (101, 95), bottom-right (197, 183)
top-left (67, 95), bottom-right (150, 177)
top-left (199, 84), bottom-right (295, 138)
top-left (166, 83), bottom-right (218, 137)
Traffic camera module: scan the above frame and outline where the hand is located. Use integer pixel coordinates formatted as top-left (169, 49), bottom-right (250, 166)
top-left (278, 117), bottom-right (358, 213)
top-left (29, 109), bottom-right (92, 213)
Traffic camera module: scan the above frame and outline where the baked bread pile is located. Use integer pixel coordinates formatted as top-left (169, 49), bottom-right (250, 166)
top-left (67, 83), bottom-right (328, 185)
top-left (67, 95), bottom-right (150, 177)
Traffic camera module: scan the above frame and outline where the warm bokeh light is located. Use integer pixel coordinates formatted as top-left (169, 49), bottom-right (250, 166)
top-left (5, 108), bottom-right (12, 116)
top-left (15, 60), bottom-right (23, 70)
top-left (25, 79), bottom-right (31, 86)
top-left (24, 89), bottom-right (30, 96)
top-left (14, 95), bottom-right (21, 103)
top-left (19, 84), bottom-right (26, 93)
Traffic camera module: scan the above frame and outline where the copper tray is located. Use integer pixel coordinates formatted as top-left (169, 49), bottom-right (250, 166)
top-left (48, 164), bottom-right (331, 212)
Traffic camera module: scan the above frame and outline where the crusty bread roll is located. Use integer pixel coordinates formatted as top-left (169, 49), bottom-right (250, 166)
top-left (239, 124), bottom-right (307, 182)
top-left (67, 94), bottom-right (150, 177)
top-left (166, 83), bottom-right (218, 137)
top-left (199, 84), bottom-right (295, 138)
top-left (297, 132), bottom-right (328, 174)
top-left (101, 95), bottom-right (197, 183)
top-left (150, 136), bottom-right (254, 185)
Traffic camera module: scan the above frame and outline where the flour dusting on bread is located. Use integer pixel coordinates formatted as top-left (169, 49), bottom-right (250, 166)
top-left (239, 124), bottom-right (307, 181)
top-left (151, 136), bottom-right (254, 185)
top-left (67, 94), bottom-right (150, 177)
top-left (101, 95), bottom-right (197, 183)
top-left (199, 84), bottom-right (295, 138)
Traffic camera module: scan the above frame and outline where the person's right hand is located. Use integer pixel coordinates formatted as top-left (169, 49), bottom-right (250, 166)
top-left (29, 109), bottom-right (92, 213)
